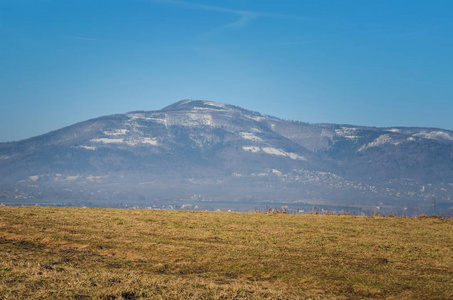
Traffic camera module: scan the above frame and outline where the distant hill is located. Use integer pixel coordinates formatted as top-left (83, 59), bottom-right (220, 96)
top-left (1, 100), bottom-right (452, 214)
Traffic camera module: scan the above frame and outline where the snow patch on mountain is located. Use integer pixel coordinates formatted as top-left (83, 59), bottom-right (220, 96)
top-left (242, 146), bottom-right (307, 161)
top-left (76, 145), bottom-right (96, 151)
top-left (272, 169), bottom-right (283, 176)
top-left (204, 101), bottom-right (225, 108)
top-left (91, 137), bottom-right (158, 146)
top-left (125, 137), bottom-right (159, 147)
top-left (335, 127), bottom-right (359, 139)
top-left (358, 134), bottom-right (400, 152)
top-left (29, 175), bottom-right (40, 182)
top-left (262, 147), bottom-right (287, 156)
top-left (141, 138), bottom-right (158, 145)
top-left (287, 153), bottom-right (307, 161)
top-left (86, 175), bottom-right (107, 182)
top-left (148, 116), bottom-right (168, 126)
top-left (242, 146), bottom-right (260, 153)
top-left (104, 129), bottom-right (129, 136)
top-left (413, 130), bottom-right (453, 141)
top-left (54, 174), bottom-right (80, 182)
top-left (127, 113), bottom-right (169, 127)
top-left (127, 113), bottom-right (154, 121)
top-left (91, 138), bottom-right (124, 144)
top-left (192, 107), bottom-right (217, 111)
top-left (167, 113), bottom-right (213, 127)
top-left (246, 115), bottom-right (266, 122)
top-left (239, 132), bottom-right (263, 142)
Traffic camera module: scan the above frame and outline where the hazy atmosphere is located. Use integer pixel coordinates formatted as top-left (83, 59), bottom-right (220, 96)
top-left (1, 0), bottom-right (453, 142)
top-left (1, 2), bottom-right (453, 299)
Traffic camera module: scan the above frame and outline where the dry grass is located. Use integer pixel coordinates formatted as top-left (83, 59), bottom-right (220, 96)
top-left (0, 206), bottom-right (452, 299)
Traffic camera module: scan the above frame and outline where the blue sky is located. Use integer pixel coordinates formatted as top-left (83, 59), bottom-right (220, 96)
top-left (1, 0), bottom-right (452, 142)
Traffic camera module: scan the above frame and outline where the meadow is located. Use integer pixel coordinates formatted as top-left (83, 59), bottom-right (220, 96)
top-left (0, 206), bottom-right (452, 299)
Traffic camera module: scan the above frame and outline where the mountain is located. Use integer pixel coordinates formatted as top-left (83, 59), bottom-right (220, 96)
top-left (1, 100), bottom-right (452, 215)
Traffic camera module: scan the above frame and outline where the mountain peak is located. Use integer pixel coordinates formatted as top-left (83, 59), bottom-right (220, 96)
top-left (159, 100), bottom-right (269, 120)
top-left (161, 100), bottom-right (228, 112)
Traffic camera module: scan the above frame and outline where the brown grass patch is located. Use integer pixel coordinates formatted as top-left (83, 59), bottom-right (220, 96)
top-left (0, 207), bottom-right (452, 299)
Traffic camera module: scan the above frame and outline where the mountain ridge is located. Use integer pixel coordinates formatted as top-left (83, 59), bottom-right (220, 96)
top-left (1, 100), bottom-right (452, 215)
top-left (4, 99), bottom-right (452, 144)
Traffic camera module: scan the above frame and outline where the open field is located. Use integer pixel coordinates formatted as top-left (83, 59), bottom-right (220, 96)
top-left (0, 207), bottom-right (452, 299)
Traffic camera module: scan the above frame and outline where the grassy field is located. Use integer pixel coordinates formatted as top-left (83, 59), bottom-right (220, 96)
top-left (0, 207), bottom-right (452, 299)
